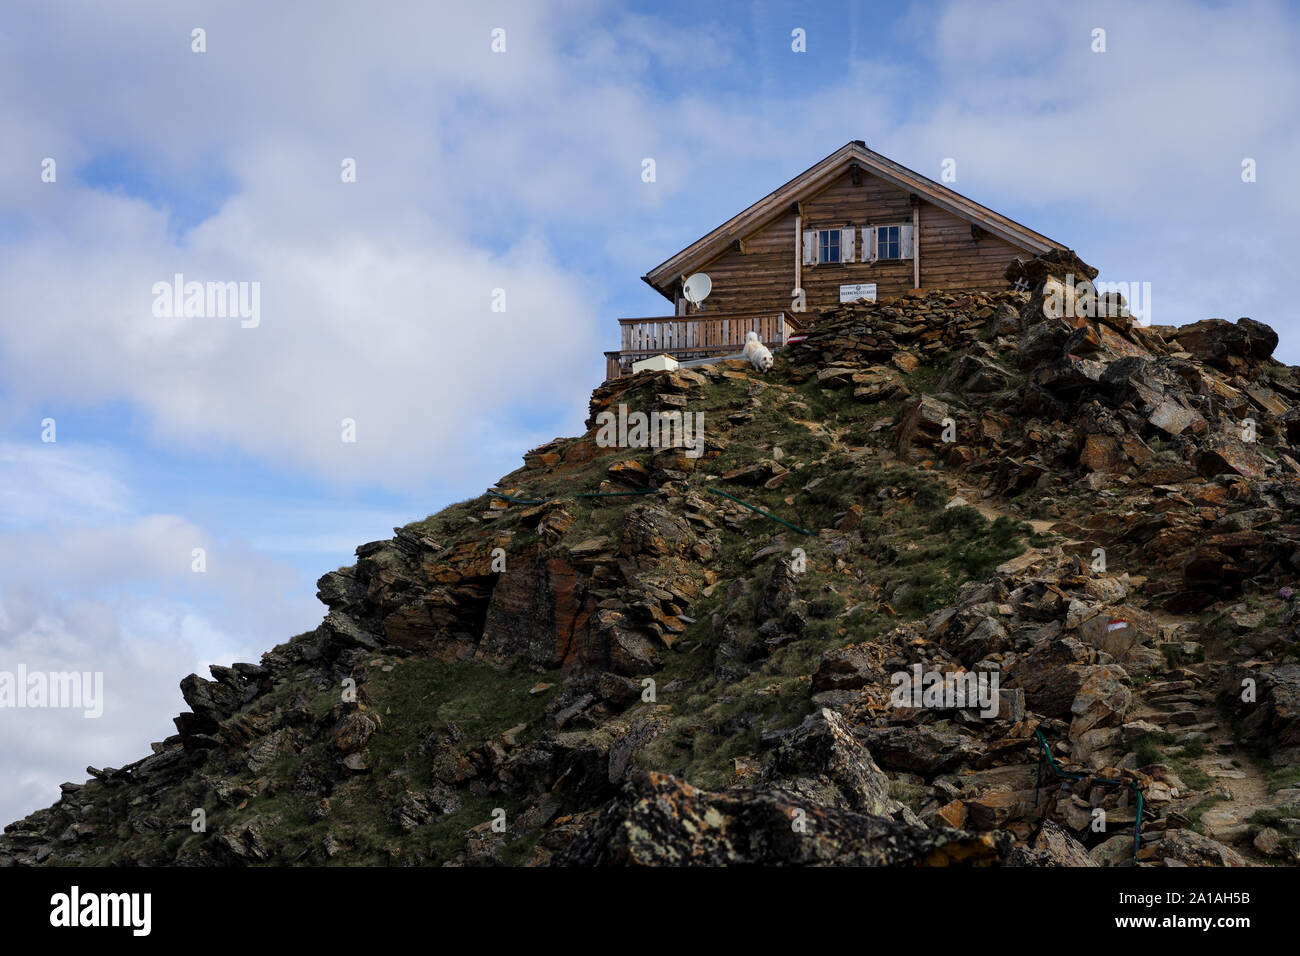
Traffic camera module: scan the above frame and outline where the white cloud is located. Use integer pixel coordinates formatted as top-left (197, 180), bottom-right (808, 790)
top-left (0, 1), bottom-right (750, 490)
top-left (1, 207), bottom-right (600, 486)
top-left (0, 442), bottom-right (131, 527)
top-left (0, 446), bottom-right (319, 824)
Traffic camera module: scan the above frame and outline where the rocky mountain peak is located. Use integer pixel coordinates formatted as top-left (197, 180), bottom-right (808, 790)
top-left (5, 250), bottom-right (1300, 868)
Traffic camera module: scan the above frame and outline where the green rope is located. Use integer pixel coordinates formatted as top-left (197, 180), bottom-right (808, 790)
top-left (486, 489), bottom-right (660, 505)
top-left (486, 484), bottom-right (814, 536)
top-left (702, 487), bottom-right (815, 536)
top-left (1034, 728), bottom-right (1145, 864)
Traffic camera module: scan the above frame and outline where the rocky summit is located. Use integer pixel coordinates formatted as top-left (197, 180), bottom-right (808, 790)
top-left (6, 250), bottom-right (1300, 868)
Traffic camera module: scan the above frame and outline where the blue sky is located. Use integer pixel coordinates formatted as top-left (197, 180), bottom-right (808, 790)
top-left (1, 0), bottom-right (1297, 822)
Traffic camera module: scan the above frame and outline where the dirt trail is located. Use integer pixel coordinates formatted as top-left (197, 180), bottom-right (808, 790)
top-left (948, 481), bottom-right (1055, 536)
top-left (835, 441), bottom-right (1287, 858)
top-left (943, 476), bottom-right (1281, 858)
top-left (1163, 694), bottom-right (1273, 848)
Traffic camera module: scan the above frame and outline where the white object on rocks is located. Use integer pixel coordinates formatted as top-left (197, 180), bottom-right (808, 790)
top-left (742, 331), bottom-right (773, 372)
top-left (631, 353), bottom-right (680, 374)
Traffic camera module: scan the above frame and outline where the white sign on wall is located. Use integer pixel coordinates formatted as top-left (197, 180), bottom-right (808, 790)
top-left (840, 283), bottom-right (877, 303)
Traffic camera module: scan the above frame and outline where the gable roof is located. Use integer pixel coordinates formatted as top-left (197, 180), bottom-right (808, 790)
top-left (642, 140), bottom-right (1067, 302)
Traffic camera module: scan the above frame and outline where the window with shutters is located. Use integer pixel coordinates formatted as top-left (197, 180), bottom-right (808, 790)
top-left (876, 225), bottom-right (901, 260)
top-left (862, 223), bottom-right (913, 261)
top-left (817, 229), bottom-right (840, 264)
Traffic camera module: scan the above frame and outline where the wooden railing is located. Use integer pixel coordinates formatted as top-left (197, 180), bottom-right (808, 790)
top-left (604, 310), bottom-right (799, 380)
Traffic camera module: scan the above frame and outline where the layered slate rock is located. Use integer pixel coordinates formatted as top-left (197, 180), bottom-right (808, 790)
top-left (558, 771), bottom-right (1012, 867)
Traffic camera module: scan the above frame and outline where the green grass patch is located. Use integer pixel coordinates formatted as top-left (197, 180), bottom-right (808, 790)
top-left (1185, 794), bottom-right (1229, 835)
top-left (1131, 731), bottom-right (1175, 767)
top-left (1173, 761), bottom-right (1214, 792)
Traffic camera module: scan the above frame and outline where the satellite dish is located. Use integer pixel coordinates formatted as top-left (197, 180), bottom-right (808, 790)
top-left (682, 273), bottom-right (712, 309)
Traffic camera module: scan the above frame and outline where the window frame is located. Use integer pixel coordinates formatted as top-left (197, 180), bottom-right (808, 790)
top-left (816, 228), bottom-right (841, 264)
top-left (876, 224), bottom-right (902, 260)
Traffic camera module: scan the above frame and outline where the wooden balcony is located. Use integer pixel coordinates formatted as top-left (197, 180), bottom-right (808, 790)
top-left (603, 310), bottom-right (801, 381)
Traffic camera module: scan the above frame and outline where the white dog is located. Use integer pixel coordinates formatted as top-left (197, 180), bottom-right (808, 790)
top-left (742, 331), bottom-right (773, 372)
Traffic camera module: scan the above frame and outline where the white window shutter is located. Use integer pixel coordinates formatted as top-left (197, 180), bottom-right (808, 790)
top-left (901, 223), bottom-right (915, 258)
top-left (841, 227), bottom-right (855, 263)
top-left (862, 226), bottom-right (876, 261)
top-left (802, 229), bottom-right (816, 265)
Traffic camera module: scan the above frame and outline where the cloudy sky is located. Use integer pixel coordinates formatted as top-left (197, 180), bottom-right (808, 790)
top-left (0, 0), bottom-right (1296, 824)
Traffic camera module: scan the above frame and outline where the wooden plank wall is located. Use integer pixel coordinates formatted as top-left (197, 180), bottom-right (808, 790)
top-left (918, 206), bottom-right (1028, 289)
top-left (685, 169), bottom-right (1033, 315)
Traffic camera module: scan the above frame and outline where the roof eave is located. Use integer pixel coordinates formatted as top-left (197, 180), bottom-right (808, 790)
top-left (640, 274), bottom-right (674, 303)
top-left (644, 142), bottom-right (1065, 284)
top-left (644, 142), bottom-right (859, 286)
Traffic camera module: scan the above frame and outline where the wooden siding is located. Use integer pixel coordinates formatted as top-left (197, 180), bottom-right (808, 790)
top-left (917, 205), bottom-right (1028, 289)
top-left (645, 141), bottom-right (1063, 296)
top-left (679, 168), bottom-right (1033, 315)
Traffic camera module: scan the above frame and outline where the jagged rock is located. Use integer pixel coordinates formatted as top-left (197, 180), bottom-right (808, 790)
top-left (1195, 435), bottom-right (1271, 479)
top-left (861, 725), bottom-right (986, 774)
top-left (897, 394), bottom-right (950, 461)
top-left (1079, 433), bottom-right (1126, 474)
top-left (719, 460), bottom-right (787, 485)
top-left (1254, 827), bottom-right (1284, 858)
top-left (1006, 638), bottom-right (1091, 718)
top-left (1074, 606), bottom-right (1151, 659)
top-left (852, 367), bottom-right (905, 401)
top-left (1218, 664), bottom-right (1300, 765)
top-left (964, 789), bottom-right (1024, 830)
top-left (1005, 247), bottom-right (1099, 287)
top-left (394, 785), bottom-right (462, 831)
top-left (1089, 833), bottom-right (1135, 866)
top-left (757, 558), bottom-right (799, 624)
top-left (619, 505), bottom-right (695, 561)
top-left (556, 771), bottom-right (1013, 867)
top-left (1138, 829), bottom-right (1248, 867)
top-left (1175, 318), bottom-right (1278, 370)
top-left (174, 674), bottom-right (243, 740)
top-left (1025, 820), bottom-right (1098, 866)
top-left (758, 709), bottom-right (902, 817)
top-left (1147, 399), bottom-right (1204, 437)
top-left (478, 549), bottom-right (596, 670)
top-left (812, 642), bottom-right (887, 692)
top-left (332, 711), bottom-right (381, 754)
top-left (320, 609), bottom-right (383, 651)
top-left (316, 567), bottom-right (366, 610)
top-left (1069, 665), bottom-right (1132, 740)
top-left (1017, 320), bottom-right (1072, 369)
top-left (942, 354), bottom-right (1012, 394)
top-left (216, 822), bottom-right (270, 862)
